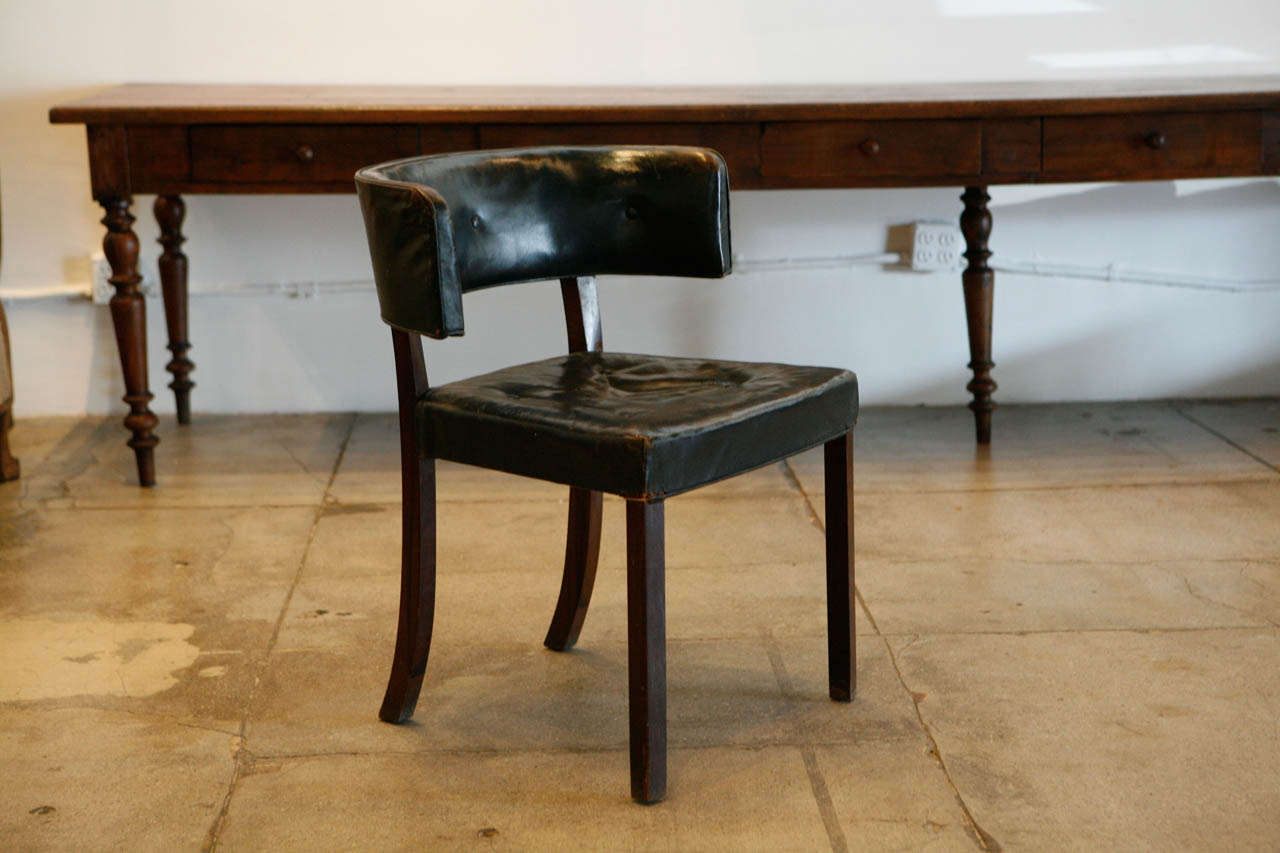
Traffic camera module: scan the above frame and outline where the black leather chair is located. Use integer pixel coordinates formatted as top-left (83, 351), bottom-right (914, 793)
top-left (355, 146), bottom-right (857, 803)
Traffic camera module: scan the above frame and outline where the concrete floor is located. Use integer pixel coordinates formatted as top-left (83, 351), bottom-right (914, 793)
top-left (2, 400), bottom-right (1278, 851)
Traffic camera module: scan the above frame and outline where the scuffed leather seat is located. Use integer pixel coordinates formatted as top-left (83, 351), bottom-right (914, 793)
top-left (355, 145), bottom-right (857, 805)
top-left (422, 351), bottom-right (857, 499)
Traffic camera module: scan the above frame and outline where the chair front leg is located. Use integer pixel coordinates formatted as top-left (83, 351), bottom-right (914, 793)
top-left (380, 328), bottom-right (436, 724)
top-left (626, 499), bottom-right (667, 804)
top-left (824, 431), bottom-right (855, 702)
top-left (545, 486), bottom-right (603, 651)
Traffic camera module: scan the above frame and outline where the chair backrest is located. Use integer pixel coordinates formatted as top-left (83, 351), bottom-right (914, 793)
top-left (355, 146), bottom-right (732, 339)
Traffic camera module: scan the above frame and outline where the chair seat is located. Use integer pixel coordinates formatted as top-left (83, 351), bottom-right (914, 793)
top-left (419, 351), bottom-right (858, 499)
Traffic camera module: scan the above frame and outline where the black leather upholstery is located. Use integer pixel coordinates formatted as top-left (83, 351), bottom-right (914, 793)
top-left (357, 147), bottom-right (731, 339)
top-left (355, 145), bottom-right (858, 499)
top-left (420, 352), bottom-right (858, 499)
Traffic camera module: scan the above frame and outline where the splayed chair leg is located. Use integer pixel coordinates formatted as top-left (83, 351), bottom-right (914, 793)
top-left (544, 487), bottom-right (603, 651)
top-left (380, 329), bottom-right (436, 724)
top-left (545, 277), bottom-right (605, 652)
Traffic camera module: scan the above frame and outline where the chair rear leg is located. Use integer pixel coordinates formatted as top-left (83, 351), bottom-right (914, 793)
top-left (626, 499), bottom-right (667, 804)
top-left (380, 454), bottom-right (436, 723)
top-left (544, 487), bottom-right (603, 651)
top-left (824, 432), bottom-right (855, 702)
top-left (380, 328), bottom-right (436, 724)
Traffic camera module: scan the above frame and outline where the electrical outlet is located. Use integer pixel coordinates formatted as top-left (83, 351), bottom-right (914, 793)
top-left (906, 221), bottom-right (964, 272)
top-left (90, 253), bottom-right (113, 304)
top-left (90, 253), bottom-right (158, 304)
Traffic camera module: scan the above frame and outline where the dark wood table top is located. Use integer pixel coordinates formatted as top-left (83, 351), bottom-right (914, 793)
top-left (49, 77), bottom-right (1280, 125)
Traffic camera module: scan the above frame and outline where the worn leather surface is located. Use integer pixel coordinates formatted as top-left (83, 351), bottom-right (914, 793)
top-left (420, 352), bottom-right (858, 499)
top-left (356, 146), bottom-right (731, 338)
top-left (357, 145), bottom-right (857, 498)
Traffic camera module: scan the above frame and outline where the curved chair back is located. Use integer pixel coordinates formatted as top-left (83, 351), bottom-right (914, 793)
top-left (356, 146), bottom-right (731, 338)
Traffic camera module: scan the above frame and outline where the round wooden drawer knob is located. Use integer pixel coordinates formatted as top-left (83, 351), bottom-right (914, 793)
top-left (1144, 131), bottom-right (1167, 150)
top-left (294, 144), bottom-right (316, 163)
top-left (859, 138), bottom-right (881, 156)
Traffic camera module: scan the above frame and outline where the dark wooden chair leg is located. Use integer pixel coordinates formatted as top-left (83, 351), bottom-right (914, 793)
top-left (961, 186), bottom-right (996, 445)
top-left (544, 277), bottom-right (606, 651)
top-left (379, 328), bottom-right (436, 724)
top-left (824, 432), bottom-right (855, 702)
top-left (100, 197), bottom-right (159, 486)
top-left (544, 486), bottom-right (603, 651)
top-left (626, 499), bottom-right (667, 804)
top-left (155, 195), bottom-right (195, 424)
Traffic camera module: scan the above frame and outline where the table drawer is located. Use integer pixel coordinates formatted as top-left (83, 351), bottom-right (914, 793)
top-left (479, 123), bottom-right (761, 187)
top-left (761, 120), bottom-right (981, 180)
top-left (1043, 112), bottom-right (1261, 179)
top-left (190, 124), bottom-right (424, 183)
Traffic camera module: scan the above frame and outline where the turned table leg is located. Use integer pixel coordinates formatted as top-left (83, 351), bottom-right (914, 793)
top-left (960, 186), bottom-right (996, 444)
top-left (100, 197), bottom-right (159, 486)
top-left (155, 195), bottom-right (194, 424)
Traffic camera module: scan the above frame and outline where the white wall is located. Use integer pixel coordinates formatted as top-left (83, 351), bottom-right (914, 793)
top-left (2, 0), bottom-right (1279, 415)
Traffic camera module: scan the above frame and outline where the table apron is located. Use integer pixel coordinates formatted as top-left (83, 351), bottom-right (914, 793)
top-left (88, 109), bottom-right (1280, 196)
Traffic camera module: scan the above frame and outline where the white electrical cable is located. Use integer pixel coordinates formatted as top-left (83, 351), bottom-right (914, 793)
top-left (0, 284), bottom-right (92, 301)
top-left (6, 253), bottom-right (1277, 301)
top-left (989, 258), bottom-right (1280, 293)
top-left (192, 279), bottom-right (371, 298)
top-left (732, 252), bottom-right (900, 273)
top-left (739, 251), bottom-right (1280, 293)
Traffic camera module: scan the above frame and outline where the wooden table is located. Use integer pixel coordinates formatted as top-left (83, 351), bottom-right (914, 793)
top-left (50, 80), bottom-right (1280, 486)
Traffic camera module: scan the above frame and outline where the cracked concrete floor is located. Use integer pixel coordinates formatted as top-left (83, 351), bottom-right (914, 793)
top-left (2, 400), bottom-right (1278, 851)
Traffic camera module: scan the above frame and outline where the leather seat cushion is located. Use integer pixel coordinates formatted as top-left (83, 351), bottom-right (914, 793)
top-left (419, 351), bottom-right (858, 499)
